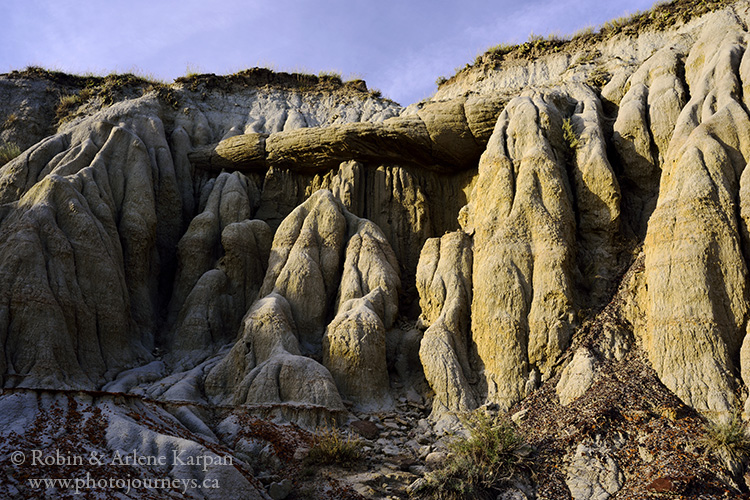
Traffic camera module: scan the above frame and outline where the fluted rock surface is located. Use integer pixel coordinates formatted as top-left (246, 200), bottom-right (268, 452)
top-left (417, 231), bottom-right (478, 414)
top-left (457, 83), bottom-right (620, 411)
top-left (205, 292), bottom-right (345, 413)
top-left (324, 290), bottom-right (392, 410)
top-left (643, 9), bottom-right (750, 417)
top-left (0, 107), bottom-right (183, 388)
top-left (206, 189), bottom-right (399, 413)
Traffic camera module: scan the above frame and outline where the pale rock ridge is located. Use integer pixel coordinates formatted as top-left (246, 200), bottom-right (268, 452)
top-left (258, 190), bottom-right (349, 354)
top-left (323, 289), bottom-right (393, 411)
top-left (0, 104), bottom-right (187, 389)
top-left (336, 218), bottom-right (401, 329)
top-left (325, 160), bottom-right (365, 211)
top-left (612, 46), bottom-right (689, 236)
top-left (167, 171), bottom-right (272, 368)
top-left (168, 219), bottom-right (273, 369)
top-left (453, 81), bottom-right (621, 412)
top-left (257, 189), bottom-right (401, 353)
top-left (644, 9), bottom-right (750, 417)
top-left (323, 215), bottom-right (400, 409)
top-left (462, 90), bottom-right (578, 411)
top-left (205, 292), bottom-right (344, 414)
top-left (207, 189), bottom-right (400, 415)
top-left (417, 231), bottom-right (479, 415)
top-left (564, 84), bottom-right (621, 307)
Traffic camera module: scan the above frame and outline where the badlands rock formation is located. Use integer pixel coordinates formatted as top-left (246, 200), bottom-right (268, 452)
top-left (4, 1), bottom-right (750, 498)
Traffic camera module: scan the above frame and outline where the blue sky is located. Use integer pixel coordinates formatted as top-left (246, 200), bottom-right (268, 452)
top-left (2, 0), bottom-right (657, 105)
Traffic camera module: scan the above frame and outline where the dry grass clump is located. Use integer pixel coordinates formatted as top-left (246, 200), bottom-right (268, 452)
top-left (413, 411), bottom-right (533, 499)
top-left (305, 426), bottom-right (363, 466)
top-left (0, 142), bottom-right (21, 166)
top-left (562, 118), bottom-right (580, 152)
top-left (700, 416), bottom-right (750, 462)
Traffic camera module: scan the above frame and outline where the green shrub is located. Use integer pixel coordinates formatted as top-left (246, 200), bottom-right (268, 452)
top-left (527, 32), bottom-right (545, 43)
top-left (59, 94), bottom-right (82, 108)
top-left (484, 42), bottom-right (515, 60)
top-left (306, 426), bottom-right (362, 466)
top-left (413, 411), bottom-right (533, 499)
top-left (700, 416), bottom-right (750, 461)
top-left (601, 11), bottom-right (645, 35)
top-left (0, 142), bottom-right (21, 166)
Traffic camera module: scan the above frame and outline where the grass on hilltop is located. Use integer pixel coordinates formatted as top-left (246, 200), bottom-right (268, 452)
top-left (436, 0), bottom-right (735, 87)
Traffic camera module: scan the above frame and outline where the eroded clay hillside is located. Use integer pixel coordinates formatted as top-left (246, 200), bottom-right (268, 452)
top-left (3, 1), bottom-right (750, 498)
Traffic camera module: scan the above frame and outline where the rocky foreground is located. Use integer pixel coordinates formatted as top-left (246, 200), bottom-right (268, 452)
top-left (3, 0), bottom-right (750, 498)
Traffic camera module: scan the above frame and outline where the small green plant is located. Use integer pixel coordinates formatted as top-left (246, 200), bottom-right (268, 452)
top-left (0, 142), bottom-right (22, 166)
top-left (700, 416), bottom-right (750, 461)
top-left (544, 31), bottom-right (567, 43)
top-left (601, 11), bottom-right (645, 35)
top-left (306, 426), bottom-right (362, 466)
top-left (562, 118), bottom-right (580, 151)
top-left (483, 42), bottom-right (515, 61)
top-left (413, 411), bottom-right (533, 499)
top-left (59, 94), bottom-right (81, 108)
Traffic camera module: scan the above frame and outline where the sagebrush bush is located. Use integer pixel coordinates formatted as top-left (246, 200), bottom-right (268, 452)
top-left (306, 426), bottom-right (362, 466)
top-left (414, 411), bottom-right (533, 499)
top-left (700, 416), bottom-right (750, 461)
